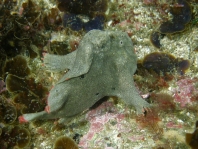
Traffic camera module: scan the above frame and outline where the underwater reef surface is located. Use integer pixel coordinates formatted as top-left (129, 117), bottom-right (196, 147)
top-left (0, 0), bottom-right (198, 148)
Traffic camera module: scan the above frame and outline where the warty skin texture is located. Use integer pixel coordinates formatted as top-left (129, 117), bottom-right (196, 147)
top-left (19, 30), bottom-right (150, 123)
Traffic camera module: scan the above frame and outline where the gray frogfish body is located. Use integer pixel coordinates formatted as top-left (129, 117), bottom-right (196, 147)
top-left (19, 30), bottom-right (150, 123)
